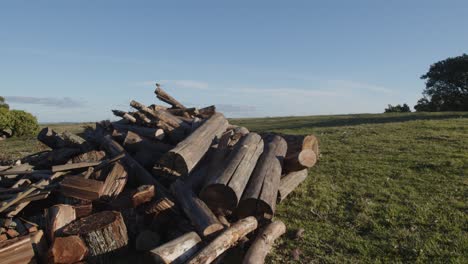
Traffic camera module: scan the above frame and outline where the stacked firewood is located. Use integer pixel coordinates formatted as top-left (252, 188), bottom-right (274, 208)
top-left (0, 84), bottom-right (319, 264)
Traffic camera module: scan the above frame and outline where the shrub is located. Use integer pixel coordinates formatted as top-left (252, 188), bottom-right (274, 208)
top-left (0, 108), bottom-right (10, 131)
top-left (384, 104), bottom-right (411, 113)
top-left (8, 110), bottom-right (39, 137)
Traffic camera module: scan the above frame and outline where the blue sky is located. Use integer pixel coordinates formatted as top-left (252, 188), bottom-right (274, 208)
top-left (0, 0), bottom-right (467, 122)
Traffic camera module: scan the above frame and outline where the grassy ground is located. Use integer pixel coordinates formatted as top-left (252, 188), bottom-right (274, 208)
top-left (1, 113), bottom-right (467, 262)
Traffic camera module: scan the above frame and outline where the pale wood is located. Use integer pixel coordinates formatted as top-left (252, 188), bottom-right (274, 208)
top-left (112, 109), bottom-right (137, 123)
top-left (171, 180), bottom-right (224, 237)
top-left (188, 216), bottom-right (258, 264)
top-left (52, 161), bottom-right (102, 173)
top-left (158, 113), bottom-right (228, 178)
top-left (122, 130), bottom-right (171, 154)
top-left (200, 133), bottom-right (264, 214)
top-left (243, 220), bottom-right (286, 264)
top-left (62, 211), bottom-right (128, 259)
top-left (237, 136), bottom-right (287, 220)
top-left (0, 235), bottom-right (35, 264)
top-left (197, 105), bottom-right (216, 118)
top-left (150, 231), bottom-right (202, 264)
top-left (99, 161), bottom-right (128, 199)
top-left (283, 149), bottom-right (316, 172)
top-left (45, 204), bottom-right (76, 242)
top-left (132, 185), bottom-right (155, 207)
top-left (59, 176), bottom-right (104, 201)
top-left (48, 235), bottom-right (88, 263)
top-left (278, 169), bottom-right (308, 202)
top-left (154, 83), bottom-right (187, 109)
top-left (113, 123), bottom-right (165, 141)
top-left (30, 230), bottom-right (48, 261)
top-left (130, 100), bottom-right (190, 131)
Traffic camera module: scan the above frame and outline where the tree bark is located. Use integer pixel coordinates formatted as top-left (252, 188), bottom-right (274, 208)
top-left (149, 231), bottom-right (203, 264)
top-left (171, 180), bottom-right (224, 237)
top-left (188, 216), bottom-right (258, 264)
top-left (197, 105), bottom-right (216, 119)
top-left (200, 133), bottom-right (264, 215)
top-left (38, 127), bottom-right (88, 150)
top-left (277, 169), bottom-right (308, 202)
top-left (62, 211), bottom-right (128, 261)
top-left (112, 123), bottom-right (165, 141)
top-left (158, 113), bottom-right (228, 178)
top-left (71, 150), bottom-right (107, 163)
top-left (242, 220), bottom-right (286, 264)
top-left (45, 204), bottom-right (76, 242)
top-left (237, 136), bottom-right (287, 220)
top-left (130, 100), bottom-right (190, 131)
top-left (122, 131), bottom-right (171, 154)
top-left (112, 110), bottom-right (137, 123)
top-left (154, 84), bottom-right (187, 109)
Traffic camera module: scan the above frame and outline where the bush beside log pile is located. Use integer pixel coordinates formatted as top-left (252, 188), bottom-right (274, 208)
top-left (0, 84), bottom-right (319, 263)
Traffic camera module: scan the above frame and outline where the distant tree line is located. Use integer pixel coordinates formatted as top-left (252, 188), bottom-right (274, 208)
top-left (384, 104), bottom-right (411, 113)
top-left (386, 54), bottom-right (468, 113)
top-left (0, 96), bottom-right (39, 138)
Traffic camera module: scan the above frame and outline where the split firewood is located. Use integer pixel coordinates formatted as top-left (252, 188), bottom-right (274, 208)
top-left (131, 185), bottom-right (155, 207)
top-left (171, 180), bottom-right (224, 237)
top-left (150, 231), bottom-right (203, 264)
top-left (154, 83), bottom-right (187, 109)
top-left (158, 113), bottom-right (228, 178)
top-left (38, 127), bottom-right (88, 150)
top-left (200, 133), bottom-right (264, 215)
top-left (51, 161), bottom-right (102, 173)
top-left (48, 235), bottom-right (88, 263)
top-left (59, 176), bottom-right (104, 201)
top-left (98, 161), bottom-right (128, 199)
top-left (30, 230), bottom-right (48, 261)
top-left (73, 202), bottom-right (93, 218)
top-left (237, 136), bottom-right (287, 220)
top-left (277, 169), bottom-right (308, 202)
top-left (6, 229), bottom-right (19, 238)
top-left (62, 211), bottom-right (128, 260)
top-left (112, 110), bottom-right (137, 123)
top-left (71, 150), bottom-right (106, 163)
top-left (45, 204), bottom-right (76, 242)
top-left (0, 235), bottom-right (36, 264)
top-left (243, 220), bottom-right (286, 264)
top-left (187, 216), bottom-right (258, 264)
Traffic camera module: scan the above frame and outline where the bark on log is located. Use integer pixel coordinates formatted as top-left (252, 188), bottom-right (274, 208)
top-left (34, 148), bottom-right (82, 168)
top-left (237, 136), bottom-right (287, 220)
top-left (122, 131), bottom-right (171, 154)
top-left (154, 83), bottom-right (187, 109)
top-left (149, 231), bottom-right (202, 264)
top-left (130, 100), bottom-right (190, 131)
top-left (158, 113), bottom-right (228, 178)
top-left (242, 220), bottom-right (286, 264)
top-left (59, 176), bottom-right (104, 201)
top-left (71, 150), bottom-right (107, 163)
top-left (48, 235), bottom-right (88, 263)
top-left (281, 134), bottom-right (319, 173)
top-left (111, 110), bottom-right (137, 123)
top-left (38, 127), bottom-right (88, 150)
top-left (45, 204), bottom-right (76, 242)
top-left (188, 216), bottom-right (258, 264)
top-left (62, 211), bottom-right (128, 260)
top-left (171, 180), bottom-right (223, 237)
top-left (200, 133), bottom-right (264, 214)
top-left (0, 235), bottom-right (35, 264)
top-left (197, 105), bottom-right (216, 119)
top-left (277, 169), bottom-right (308, 202)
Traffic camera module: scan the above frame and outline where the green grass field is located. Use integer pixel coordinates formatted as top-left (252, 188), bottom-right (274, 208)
top-left (1, 113), bottom-right (467, 263)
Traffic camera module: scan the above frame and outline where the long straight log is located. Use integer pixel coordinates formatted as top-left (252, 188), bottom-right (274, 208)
top-left (38, 127), bottom-right (88, 150)
top-left (277, 169), bottom-right (308, 202)
top-left (200, 133), bottom-right (264, 214)
top-left (237, 136), bottom-right (287, 220)
top-left (243, 220), bottom-right (286, 264)
top-left (112, 110), bottom-right (137, 123)
top-left (112, 123), bottom-right (165, 141)
top-left (149, 231), bottom-right (202, 264)
top-left (171, 180), bottom-right (223, 237)
top-left (122, 131), bottom-right (172, 154)
top-left (282, 134), bottom-right (319, 173)
top-left (130, 100), bottom-right (189, 131)
top-left (0, 235), bottom-right (35, 264)
top-left (187, 216), bottom-right (258, 264)
top-left (154, 83), bottom-right (186, 109)
top-left (157, 113), bottom-right (228, 178)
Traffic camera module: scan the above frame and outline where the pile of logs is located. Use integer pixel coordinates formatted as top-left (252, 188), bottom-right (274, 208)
top-left (0, 84), bottom-right (319, 264)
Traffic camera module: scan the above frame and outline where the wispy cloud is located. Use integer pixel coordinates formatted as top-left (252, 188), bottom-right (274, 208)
top-left (5, 96), bottom-right (86, 108)
top-left (327, 80), bottom-right (394, 94)
top-left (216, 104), bottom-right (256, 114)
top-left (133, 80), bottom-right (209, 90)
top-left (233, 87), bottom-right (340, 97)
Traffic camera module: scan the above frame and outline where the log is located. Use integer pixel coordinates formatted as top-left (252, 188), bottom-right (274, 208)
top-left (52, 161), bottom-right (102, 173)
top-left (30, 230), bottom-right (48, 261)
top-left (154, 83), bottom-right (187, 109)
top-left (200, 133), bottom-right (264, 214)
top-left (149, 231), bottom-right (202, 264)
top-left (59, 176), bottom-right (104, 201)
top-left (197, 105), bottom-right (216, 118)
top-left (45, 204), bottom-right (76, 242)
top-left (113, 123), bottom-right (165, 141)
top-left (188, 216), bottom-right (258, 264)
top-left (112, 110), bottom-right (137, 123)
top-left (73, 202), bottom-right (93, 218)
top-left (48, 235), bottom-right (88, 263)
top-left (229, 126), bottom-right (249, 147)
top-left (62, 211), bottom-right (128, 259)
top-left (33, 148), bottom-right (82, 168)
top-left (131, 185), bottom-right (155, 207)
top-left (71, 150), bottom-right (106, 163)
top-left (242, 220), bottom-right (286, 264)
top-left (158, 113), bottom-right (228, 178)
top-left (237, 136), bottom-right (287, 220)
top-left (99, 161), bottom-right (128, 199)
top-left (277, 169), bottom-right (308, 202)
top-left (171, 180), bottom-right (223, 237)
top-left (0, 235), bottom-right (35, 264)
top-left (281, 134), bottom-right (319, 173)
top-left (38, 127), bottom-right (87, 150)
top-left (122, 131), bottom-right (172, 154)
top-left (130, 100), bottom-right (189, 131)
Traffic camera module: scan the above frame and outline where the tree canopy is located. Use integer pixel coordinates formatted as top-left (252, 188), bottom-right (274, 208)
top-left (385, 104), bottom-right (411, 113)
top-left (415, 54), bottom-right (468, 111)
top-left (0, 96), bottom-right (9, 110)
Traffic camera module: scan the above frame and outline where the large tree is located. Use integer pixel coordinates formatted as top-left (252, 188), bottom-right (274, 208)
top-left (415, 54), bottom-right (468, 111)
top-left (0, 96), bottom-right (9, 110)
